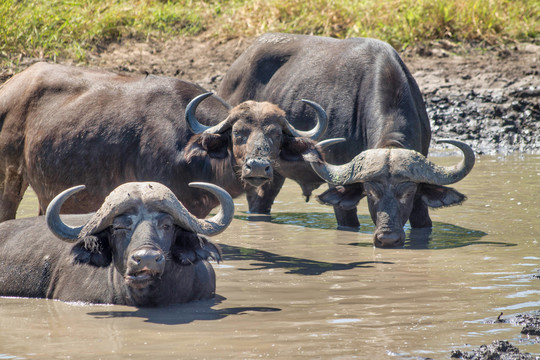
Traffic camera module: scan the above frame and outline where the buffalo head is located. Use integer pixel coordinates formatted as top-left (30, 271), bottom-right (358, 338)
top-left (185, 92), bottom-right (328, 189)
top-left (307, 139), bottom-right (475, 247)
top-left (46, 182), bottom-right (233, 290)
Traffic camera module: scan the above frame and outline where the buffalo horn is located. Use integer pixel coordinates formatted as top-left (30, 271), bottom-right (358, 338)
top-left (46, 185), bottom-right (86, 242)
top-left (181, 182), bottom-right (235, 236)
top-left (283, 99), bottom-right (328, 140)
top-left (307, 139), bottom-right (475, 186)
top-left (419, 139), bottom-right (476, 185)
top-left (185, 92), bottom-right (232, 134)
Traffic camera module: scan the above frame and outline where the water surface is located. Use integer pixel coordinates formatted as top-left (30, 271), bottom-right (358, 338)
top-left (2, 154), bottom-right (539, 359)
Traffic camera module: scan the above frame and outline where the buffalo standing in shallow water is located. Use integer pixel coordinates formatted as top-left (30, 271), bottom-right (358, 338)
top-left (0, 62), bottom-right (328, 222)
top-left (306, 139), bottom-right (474, 247)
top-left (218, 33), bottom-right (475, 246)
top-left (0, 181), bottom-right (233, 306)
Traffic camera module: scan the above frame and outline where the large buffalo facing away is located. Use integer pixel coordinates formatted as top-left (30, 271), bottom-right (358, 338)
top-left (0, 181), bottom-right (234, 306)
top-left (0, 62), bottom-right (327, 222)
top-left (218, 33), bottom-right (464, 234)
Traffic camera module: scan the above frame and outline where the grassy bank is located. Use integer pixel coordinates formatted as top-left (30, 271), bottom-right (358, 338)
top-left (1, 0), bottom-right (538, 67)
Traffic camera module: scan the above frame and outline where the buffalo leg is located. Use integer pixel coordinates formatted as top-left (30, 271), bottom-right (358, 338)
top-left (408, 197), bottom-right (432, 228)
top-left (334, 206), bottom-right (360, 229)
top-left (0, 165), bottom-right (27, 222)
top-left (246, 173), bottom-right (286, 214)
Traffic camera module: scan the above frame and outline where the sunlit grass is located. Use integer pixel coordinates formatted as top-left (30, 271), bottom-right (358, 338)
top-left (0, 0), bottom-right (538, 68)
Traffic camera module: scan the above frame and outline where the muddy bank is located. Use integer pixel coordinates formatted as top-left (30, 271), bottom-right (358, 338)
top-left (451, 340), bottom-right (538, 360)
top-left (2, 37), bottom-right (538, 155)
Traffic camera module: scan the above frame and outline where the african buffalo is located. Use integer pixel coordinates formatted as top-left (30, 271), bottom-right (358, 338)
top-left (0, 62), bottom-right (327, 222)
top-left (218, 33), bottom-right (452, 232)
top-left (0, 181), bottom-right (233, 306)
top-left (306, 138), bottom-right (474, 247)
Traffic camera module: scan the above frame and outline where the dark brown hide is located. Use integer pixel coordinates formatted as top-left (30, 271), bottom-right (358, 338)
top-left (0, 181), bottom-right (231, 306)
top-left (0, 62), bottom-right (241, 221)
top-left (218, 33), bottom-right (474, 247)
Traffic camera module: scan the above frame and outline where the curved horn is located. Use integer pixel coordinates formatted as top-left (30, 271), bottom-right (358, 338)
top-left (309, 139), bottom-right (475, 186)
top-left (46, 185), bottom-right (86, 242)
top-left (185, 92), bottom-right (231, 134)
top-left (307, 154), bottom-right (363, 186)
top-left (317, 138), bottom-right (346, 151)
top-left (422, 139), bottom-right (475, 185)
top-left (182, 182), bottom-right (235, 236)
top-left (284, 99), bottom-right (328, 140)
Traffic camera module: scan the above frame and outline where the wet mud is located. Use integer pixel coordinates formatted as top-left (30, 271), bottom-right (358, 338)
top-left (451, 340), bottom-right (537, 360)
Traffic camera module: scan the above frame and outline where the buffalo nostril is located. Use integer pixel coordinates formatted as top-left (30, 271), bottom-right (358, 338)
top-left (375, 231), bottom-right (404, 248)
top-left (265, 165), bottom-right (270, 172)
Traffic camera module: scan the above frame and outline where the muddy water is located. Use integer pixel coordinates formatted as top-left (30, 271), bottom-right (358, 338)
top-left (1, 154), bottom-right (539, 359)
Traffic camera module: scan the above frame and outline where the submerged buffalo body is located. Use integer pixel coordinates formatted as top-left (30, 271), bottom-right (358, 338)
top-left (219, 33), bottom-right (475, 246)
top-left (0, 181), bottom-right (234, 306)
top-left (0, 62), bottom-right (327, 222)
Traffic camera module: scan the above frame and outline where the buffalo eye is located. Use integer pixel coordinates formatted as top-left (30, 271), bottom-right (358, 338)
top-left (157, 215), bottom-right (174, 233)
top-left (395, 182), bottom-right (417, 203)
top-left (232, 130), bottom-right (247, 144)
top-left (363, 182), bottom-right (381, 201)
top-left (111, 215), bottom-right (133, 232)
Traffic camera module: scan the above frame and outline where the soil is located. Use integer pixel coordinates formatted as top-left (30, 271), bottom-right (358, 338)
top-left (3, 35), bottom-right (537, 155)
top-left (451, 340), bottom-right (538, 360)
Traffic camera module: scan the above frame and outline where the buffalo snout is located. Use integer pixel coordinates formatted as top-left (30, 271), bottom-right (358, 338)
top-left (374, 230), bottom-right (405, 248)
top-left (242, 158), bottom-right (273, 186)
top-left (125, 247), bottom-right (166, 288)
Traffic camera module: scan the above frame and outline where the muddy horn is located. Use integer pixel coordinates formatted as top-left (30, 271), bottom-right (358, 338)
top-left (307, 139), bottom-right (475, 186)
top-left (46, 185), bottom-right (87, 242)
top-left (47, 182), bottom-right (234, 242)
top-left (410, 139), bottom-right (476, 185)
top-left (179, 182), bottom-right (235, 236)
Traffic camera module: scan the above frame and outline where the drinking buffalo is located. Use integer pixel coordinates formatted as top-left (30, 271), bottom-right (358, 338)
top-left (0, 181), bottom-right (233, 306)
top-left (218, 33), bottom-right (443, 228)
top-left (305, 139), bottom-right (474, 247)
top-left (0, 62), bottom-right (327, 222)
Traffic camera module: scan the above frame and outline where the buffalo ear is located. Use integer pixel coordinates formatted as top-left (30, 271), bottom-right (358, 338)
top-left (280, 137), bottom-right (319, 161)
top-left (418, 184), bottom-right (466, 208)
top-left (172, 228), bottom-right (222, 265)
top-left (317, 184), bottom-right (365, 210)
top-left (186, 133), bottom-right (229, 160)
top-left (71, 231), bottom-right (112, 267)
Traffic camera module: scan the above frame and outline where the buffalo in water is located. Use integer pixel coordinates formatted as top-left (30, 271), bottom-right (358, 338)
top-left (0, 62), bottom-right (328, 222)
top-left (218, 32), bottom-right (474, 239)
top-left (306, 138), bottom-right (475, 247)
top-left (0, 181), bottom-right (233, 306)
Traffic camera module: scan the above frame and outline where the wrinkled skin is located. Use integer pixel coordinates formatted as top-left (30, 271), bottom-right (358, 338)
top-left (218, 33), bottom-right (432, 227)
top-left (0, 182), bottom-right (231, 306)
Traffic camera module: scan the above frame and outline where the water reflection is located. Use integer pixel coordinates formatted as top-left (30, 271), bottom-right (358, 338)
top-left (87, 296), bottom-right (280, 325)
top-left (235, 212), bottom-right (375, 232)
top-left (236, 212), bottom-right (505, 250)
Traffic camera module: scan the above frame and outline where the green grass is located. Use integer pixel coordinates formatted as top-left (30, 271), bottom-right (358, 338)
top-left (1, 0), bottom-right (538, 68)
